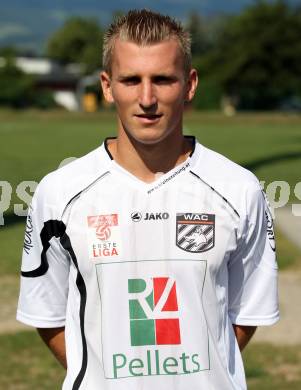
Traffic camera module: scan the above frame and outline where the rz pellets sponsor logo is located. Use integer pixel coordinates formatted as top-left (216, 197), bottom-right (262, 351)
top-left (112, 348), bottom-right (203, 378)
top-left (128, 277), bottom-right (181, 346)
top-left (111, 277), bottom-right (204, 378)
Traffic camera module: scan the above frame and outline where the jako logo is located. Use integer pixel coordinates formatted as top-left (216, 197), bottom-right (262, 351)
top-left (131, 212), bottom-right (169, 222)
top-left (131, 212), bottom-right (142, 222)
top-left (128, 277), bottom-right (181, 346)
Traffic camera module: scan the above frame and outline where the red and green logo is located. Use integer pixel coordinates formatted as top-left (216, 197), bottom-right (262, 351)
top-left (128, 277), bottom-right (181, 346)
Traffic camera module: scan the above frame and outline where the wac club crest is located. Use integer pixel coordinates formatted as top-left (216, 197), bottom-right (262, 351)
top-left (176, 213), bottom-right (215, 253)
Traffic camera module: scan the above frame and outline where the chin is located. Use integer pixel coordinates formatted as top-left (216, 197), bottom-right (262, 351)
top-left (125, 126), bottom-right (170, 145)
top-left (132, 132), bottom-right (170, 146)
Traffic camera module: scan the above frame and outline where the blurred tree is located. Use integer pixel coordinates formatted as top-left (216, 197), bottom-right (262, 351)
top-left (0, 56), bottom-right (34, 108)
top-left (187, 12), bottom-right (223, 109)
top-left (196, 1), bottom-right (301, 109)
top-left (0, 46), bottom-right (37, 58)
top-left (0, 56), bottom-right (56, 109)
top-left (186, 11), bottom-right (211, 56)
top-left (0, 46), bottom-right (19, 57)
top-left (46, 17), bottom-right (103, 74)
top-left (112, 10), bottom-right (125, 22)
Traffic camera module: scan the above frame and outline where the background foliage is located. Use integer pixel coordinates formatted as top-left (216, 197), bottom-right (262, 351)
top-left (189, 1), bottom-right (301, 109)
top-left (1, 1), bottom-right (301, 110)
top-left (46, 17), bottom-right (103, 74)
top-left (0, 55), bottom-right (56, 109)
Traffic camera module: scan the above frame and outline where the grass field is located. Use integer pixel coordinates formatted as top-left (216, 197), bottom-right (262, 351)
top-left (1, 109), bottom-right (300, 271)
top-left (0, 109), bottom-right (301, 389)
top-left (1, 109), bottom-right (301, 211)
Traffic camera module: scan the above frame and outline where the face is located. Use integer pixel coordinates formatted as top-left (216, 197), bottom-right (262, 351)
top-left (101, 38), bottom-right (198, 145)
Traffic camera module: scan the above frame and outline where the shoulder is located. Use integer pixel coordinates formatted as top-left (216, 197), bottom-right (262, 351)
top-left (191, 142), bottom-right (263, 216)
top-left (193, 143), bottom-right (257, 185)
top-left (33, 145), bottom-right (111, 218)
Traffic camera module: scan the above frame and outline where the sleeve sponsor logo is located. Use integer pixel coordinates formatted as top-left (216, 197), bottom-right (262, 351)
top-left (265, 210), bottom-right (276, 252)
top-left (176, 213), bottom-right (215, 253)
top-left (262, 190), bottom-right (276, 252)
top-left (23, 213), bottom-right (33, 255)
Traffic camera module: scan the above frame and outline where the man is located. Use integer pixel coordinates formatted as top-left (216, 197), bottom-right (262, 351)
top-left (17, 9), bottom-right (279, 390)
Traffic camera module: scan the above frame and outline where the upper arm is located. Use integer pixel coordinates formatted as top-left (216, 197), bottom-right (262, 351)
top-left (228, 183), bottom-right (279, 327)
top-left (37, 327), bottom-right (67, 368)
top-left (17, 179), bottom-right (70, 328)
top-left (232, 324), bottom-right (257, 351)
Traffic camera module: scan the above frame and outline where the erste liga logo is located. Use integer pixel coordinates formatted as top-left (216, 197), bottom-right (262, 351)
top-left (87, 214), bottom-right (118, 241)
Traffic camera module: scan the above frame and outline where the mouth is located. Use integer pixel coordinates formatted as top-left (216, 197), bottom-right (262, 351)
top-left (134, 113), bottom-right (163, 123)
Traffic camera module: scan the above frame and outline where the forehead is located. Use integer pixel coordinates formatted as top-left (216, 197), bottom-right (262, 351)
top-left (111, 38), bottom-right (184, 75)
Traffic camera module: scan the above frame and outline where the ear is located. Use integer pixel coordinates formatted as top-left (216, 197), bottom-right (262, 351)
top-left (185, 69), bottom-right (198, 102)
top-left (100, 71), bottom-right (114, 104)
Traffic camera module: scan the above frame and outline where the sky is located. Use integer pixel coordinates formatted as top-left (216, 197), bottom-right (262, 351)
top-left (0, 0), bottom-right (299, 52)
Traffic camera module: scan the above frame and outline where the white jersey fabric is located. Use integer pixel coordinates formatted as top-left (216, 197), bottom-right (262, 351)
top-left (17, 137), bottom-right (279, 390)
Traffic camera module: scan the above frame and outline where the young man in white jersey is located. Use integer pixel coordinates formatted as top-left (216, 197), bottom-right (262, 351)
top-left (17, 9), bottom-right (279, 389)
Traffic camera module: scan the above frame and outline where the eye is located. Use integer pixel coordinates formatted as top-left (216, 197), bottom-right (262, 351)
top-left (153, 76), bottom-right (176, 85)
top-left (120, 76), bottom-right (140, 85)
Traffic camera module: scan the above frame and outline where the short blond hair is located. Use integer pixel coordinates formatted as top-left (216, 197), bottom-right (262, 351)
top-left (103, 9), bottom-right (192, 77)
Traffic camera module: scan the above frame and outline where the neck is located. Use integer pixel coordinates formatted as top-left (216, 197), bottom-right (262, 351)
top-left (107, 130), bottom-right (193, 183)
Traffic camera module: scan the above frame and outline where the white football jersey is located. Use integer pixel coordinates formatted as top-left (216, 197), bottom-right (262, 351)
top-left (17, 138), bottom-right (279, 390)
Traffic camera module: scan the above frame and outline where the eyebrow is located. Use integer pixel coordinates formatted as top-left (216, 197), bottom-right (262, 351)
top-left (117, 75), bottom-right (139, 81)
top-left (117, 74), bottom-right (179, 81)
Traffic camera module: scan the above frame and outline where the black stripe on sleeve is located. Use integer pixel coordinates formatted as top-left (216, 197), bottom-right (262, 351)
top-left (21, 219), bottom-right (88, 389)
top-left (190, 171), bottom-right (240, 218)
top-left (21, 220), bottom-right (66, 278)
top-left (59, 232), bottom-right (88, 390)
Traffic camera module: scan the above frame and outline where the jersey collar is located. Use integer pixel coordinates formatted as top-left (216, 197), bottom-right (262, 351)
top-left (100, 136), bottom-right (203, 192)
top-left (103, 136), bottom-right (198, 161)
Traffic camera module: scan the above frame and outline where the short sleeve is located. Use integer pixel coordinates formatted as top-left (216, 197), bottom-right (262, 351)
top-left (228, 182), bottom-right (279, 326)
top-left (17, 180), bottom-right (70, 328)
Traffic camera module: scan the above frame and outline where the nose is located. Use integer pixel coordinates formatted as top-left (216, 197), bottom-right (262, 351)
top-left (138, 80), bottom-right (157, 109)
